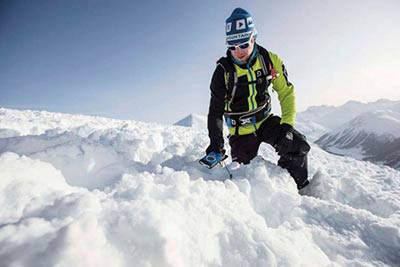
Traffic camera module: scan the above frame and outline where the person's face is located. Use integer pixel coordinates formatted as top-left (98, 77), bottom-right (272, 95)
top-left (229, 38), bottom-right (255, 62)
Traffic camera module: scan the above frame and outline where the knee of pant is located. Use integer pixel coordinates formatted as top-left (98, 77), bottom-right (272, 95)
top-left (278, 155), bottom-right (306, 168)
top-left (277, 157), bottom-right (291, 168)
top-left (299, 141), bottom-right (311, 155)
top-left (278, 157), bottom-right (308, 184)
top-left (294, 173), bottom-right (309, 188)
top-left (232, 154), bottom-right (251, 165)
top-left (292, 133), bottom-right (311, 156)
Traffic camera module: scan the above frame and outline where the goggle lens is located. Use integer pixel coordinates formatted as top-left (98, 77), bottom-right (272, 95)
top-left (228, 42), bottom-right (250, 51)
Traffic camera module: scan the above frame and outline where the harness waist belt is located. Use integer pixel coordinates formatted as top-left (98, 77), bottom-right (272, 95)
top-left (224, 104), bottom-right (271, 127)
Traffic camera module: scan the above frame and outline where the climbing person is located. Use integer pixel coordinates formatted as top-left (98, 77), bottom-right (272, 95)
top-left (203, 7), bottom-right (311, 190)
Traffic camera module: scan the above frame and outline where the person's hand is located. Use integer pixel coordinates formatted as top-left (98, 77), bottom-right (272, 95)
top-left (274, 123), bottom-right (294, 155)
top-left (206, 143), bottom-right (225, 156)
top-left (200, 150), bottom-right (227, 169)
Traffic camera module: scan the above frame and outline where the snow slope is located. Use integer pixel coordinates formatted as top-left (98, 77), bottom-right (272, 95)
top-left (0, 108), bottom-right (399, 267)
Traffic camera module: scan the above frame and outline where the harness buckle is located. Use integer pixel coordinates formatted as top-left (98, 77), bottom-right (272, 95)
top-left (239, 115), bottom-right (256, 126)
top-left (224, 102), bottom-right (270, 128)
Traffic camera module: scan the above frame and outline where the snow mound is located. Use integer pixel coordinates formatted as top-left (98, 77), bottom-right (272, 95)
top-left (0, 152), bottom-right (77, 223)
top-left (0, 107), bottom-right (399, 267)
top-left (0, 107), bottom-right (165, 137)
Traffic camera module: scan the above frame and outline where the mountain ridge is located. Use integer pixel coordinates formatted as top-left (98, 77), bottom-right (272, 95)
top-left (314, 104), bottom-right (400, 169)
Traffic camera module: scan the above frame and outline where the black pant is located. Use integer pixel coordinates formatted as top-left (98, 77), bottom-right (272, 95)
top-left (229, 115), bottom-right (311, 189)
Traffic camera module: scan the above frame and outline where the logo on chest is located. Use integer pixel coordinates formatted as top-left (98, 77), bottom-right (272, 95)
top-left (255, 70), bottom-right (265, 85)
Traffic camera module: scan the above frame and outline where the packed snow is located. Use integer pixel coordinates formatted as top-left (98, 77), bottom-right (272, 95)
top-left (0, 107), bottom-right (399, 267)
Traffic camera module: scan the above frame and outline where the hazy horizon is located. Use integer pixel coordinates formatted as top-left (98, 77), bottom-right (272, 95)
top-left (2, 97), bottom-right (399, 125)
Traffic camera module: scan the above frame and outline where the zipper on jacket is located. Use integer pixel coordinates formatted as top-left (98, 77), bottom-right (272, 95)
top-left (247, 63), bottom-right (259, 132)
top-left (247, 63), bottom-right (256, 111)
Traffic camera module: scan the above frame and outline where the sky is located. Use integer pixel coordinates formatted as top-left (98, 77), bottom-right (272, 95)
top-left (1, 0), bottom-right (400, 123)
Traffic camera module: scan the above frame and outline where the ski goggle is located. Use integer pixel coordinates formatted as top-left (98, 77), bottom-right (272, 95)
top-left (227, 41), bottom-right (251, 51)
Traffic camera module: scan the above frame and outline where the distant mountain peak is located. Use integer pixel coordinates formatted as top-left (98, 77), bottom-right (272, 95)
top-left (298, 98), bottom-right (400, 130)
top-left (316, 108), bottom-right (400, 168)
top-left (174, 114), bottom-right (207, 128)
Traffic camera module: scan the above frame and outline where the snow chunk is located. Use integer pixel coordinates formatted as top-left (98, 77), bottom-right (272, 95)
top-left (0, 152), bottom-right (75, 223)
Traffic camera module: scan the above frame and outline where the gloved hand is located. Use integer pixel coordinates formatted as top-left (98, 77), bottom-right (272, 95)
top-left (199, 151), bottom-right (227, 169)
top-left (274, 123), bottom-right (294, 155)
top-left (206, 143), bottom-right (225, 156)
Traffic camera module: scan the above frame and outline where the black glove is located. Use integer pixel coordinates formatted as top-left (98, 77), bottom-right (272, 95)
top-left (206, 142), bottom-right (225, 156)
top-left (274, 123), bottom-right (294, 155)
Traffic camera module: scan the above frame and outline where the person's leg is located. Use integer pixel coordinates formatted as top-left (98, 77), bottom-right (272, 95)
top-left (229, 133), bottom-right (260, 164)
top-left (277, 147), bottom-right (309, 189)
top-left (257, 116), bottom-right (311, 189)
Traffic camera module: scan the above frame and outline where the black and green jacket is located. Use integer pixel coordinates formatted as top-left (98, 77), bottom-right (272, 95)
top-left (207, 44), bottom-right (296, 152)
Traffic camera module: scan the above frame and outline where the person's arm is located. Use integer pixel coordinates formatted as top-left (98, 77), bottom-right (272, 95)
top-left (206, 65), bottom-right (226, 154)
top-left (269, 52), bottom-right (296, 126)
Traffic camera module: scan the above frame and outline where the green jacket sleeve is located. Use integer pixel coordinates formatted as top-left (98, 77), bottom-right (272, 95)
top-left (269, 52), bottom-right (296, 126)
